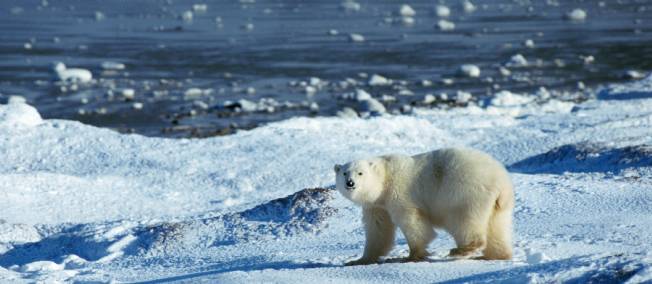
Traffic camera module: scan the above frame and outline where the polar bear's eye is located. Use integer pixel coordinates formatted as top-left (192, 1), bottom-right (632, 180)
top-left (358, 172), bottom-right (363, 176)
top-left (343, 172), bottom-right (347, 176)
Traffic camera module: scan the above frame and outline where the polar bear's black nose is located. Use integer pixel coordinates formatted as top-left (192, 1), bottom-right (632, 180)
top-left (346, 179), bottom-right (355, 188)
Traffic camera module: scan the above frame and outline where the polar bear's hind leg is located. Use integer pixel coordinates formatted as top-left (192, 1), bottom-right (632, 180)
top-left (482, 187), bottom-right (514, 260)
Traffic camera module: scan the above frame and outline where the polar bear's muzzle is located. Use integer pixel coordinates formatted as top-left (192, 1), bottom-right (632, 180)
top-left (346, 178), bottom-right (356, 190)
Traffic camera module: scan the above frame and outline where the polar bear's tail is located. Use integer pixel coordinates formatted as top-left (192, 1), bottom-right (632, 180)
top-left (483, 186), bottom-right (514, 260)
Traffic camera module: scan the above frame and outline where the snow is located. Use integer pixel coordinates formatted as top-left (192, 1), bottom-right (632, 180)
top-left (1, 76), bottom-right (652, 282)
top-left (0, 102), bottom-right (43, 128)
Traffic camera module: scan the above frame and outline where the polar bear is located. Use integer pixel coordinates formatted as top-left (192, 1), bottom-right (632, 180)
top-left (334, 147), bottom-right (514, 265)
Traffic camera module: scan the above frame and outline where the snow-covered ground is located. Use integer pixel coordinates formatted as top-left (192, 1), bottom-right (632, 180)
top-left (1, 76), bottom-right (652, 283)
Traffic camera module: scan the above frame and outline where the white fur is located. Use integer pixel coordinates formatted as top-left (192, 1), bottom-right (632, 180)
top-left (335, 147), bottom-right (514, 265)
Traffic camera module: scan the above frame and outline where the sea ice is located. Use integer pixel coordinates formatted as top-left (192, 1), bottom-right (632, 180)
top-left (458, 64), bottom-right (481, 78)
top-left (435, 5), bottom-right (450, 17)
top-left (437, 19), bottom-right (455, 31)
top-left (399, 4), bottom-right (416, 17)
top-left (566, 8), bottom-right (587, 21)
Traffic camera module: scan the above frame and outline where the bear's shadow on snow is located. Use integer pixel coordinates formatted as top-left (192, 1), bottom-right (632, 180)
top-left (508, 143), bottom-right (652, 175)
top-left (440, 254), bottom-right (645, 284)
top-left (134, 258), bottom-right (339, 283)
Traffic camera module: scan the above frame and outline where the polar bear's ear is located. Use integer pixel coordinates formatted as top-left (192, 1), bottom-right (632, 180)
top-left (334, 164), bottom-right (341, 173)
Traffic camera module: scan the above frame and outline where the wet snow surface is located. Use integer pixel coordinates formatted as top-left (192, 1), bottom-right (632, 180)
top-left (1, 76), bottom-right (652, 282)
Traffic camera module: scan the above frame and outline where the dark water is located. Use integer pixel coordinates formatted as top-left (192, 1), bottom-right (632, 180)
top-left (1, 0), bottom-right (651, 137)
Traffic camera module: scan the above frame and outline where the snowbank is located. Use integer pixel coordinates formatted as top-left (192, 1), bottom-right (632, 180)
top-left (0, 102), bottom-right (42, 128)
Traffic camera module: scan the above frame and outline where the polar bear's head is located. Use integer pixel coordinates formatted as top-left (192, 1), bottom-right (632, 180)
top-left (334, 158), bottom-right (385, 205)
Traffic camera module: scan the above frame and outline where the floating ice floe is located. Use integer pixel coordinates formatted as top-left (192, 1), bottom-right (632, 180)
top-left (192, 4), bottom-right (208, 12)
top-left (401, 16), bottom-right (415, 26)
top-left (437, 19), bottom-right (455, 31)
top-left (505, 54), bottom-right (528, 67)
top-left (121, 88), bottom-right (135, 100)
top-left (524, 39), bottom-right (535, 48)
top-left (100, 61), bottom-right (126, 70)
top-left (340, 0), bottom-right (361, 12)
top-left (368, 74), bottom-right (391, 86)
top-left (462, 0), bottom-right (477, 13)
top-left (624, 70), bottom-right (646, 80)
top-left (455, 91), bottom-right (472, 104)
top-left (435, 5), bottom-right (450, 17)
top-left (354, 89), bottom-right (372, 101)
top-left (52, 62), bottom-right (92, 84)
top-left (565, 8), bottom-right (587, 21)
top-left (349, 33), bottom-right (365, 42)
top-left (181, 10), bottom-right (193, 21)
top-left (94, 11), bottom-right (105, 21)
top-left (499, 67), bottom-right (511, 77)
top-left (581, 55), bottom-right (595, 65)
top-left (242, 23), bottom-right (254, 30)
top-left (399, 4), bottom-right (416, 17)
top-left (458, 64), bottom-right (481, 78)
top-left (423, 94), bottom-right (436, 104)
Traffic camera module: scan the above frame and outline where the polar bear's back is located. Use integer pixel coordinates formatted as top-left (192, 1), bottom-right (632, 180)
top-left (410, 148), bottom-right (513, 220)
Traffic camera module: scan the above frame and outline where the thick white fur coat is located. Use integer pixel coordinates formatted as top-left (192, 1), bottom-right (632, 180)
top-left (335, 147), bottom-right (514, 265)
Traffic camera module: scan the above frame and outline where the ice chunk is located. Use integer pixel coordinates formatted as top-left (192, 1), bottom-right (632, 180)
top-left (368, 74), bottom-right (390, 86)
top-left (565, 8), bottom-right (587, 21)
top-left (437, 19), bottom-right (455, 31)
top-left (458, 64), bottom-right (481, 78)
top-left (399, 4), bottom-right (416, 17)
top-left (0, 102), bottom-right (43, 127)
top-left (340, 0), bottom-right (361, 12)
top-left (435, 5), bottom-right (450, 17)
top-left (455, 91), bottom-right (472, 103)
top-left (192, 4), bottom-right (208, 12)
top-left (181, 10), bottom-right (193, 21)
top-left (101, 61), bottom-right (126, 70)
top-left (505, 54), bottom-right (528, 67)
top-left (462, 0), bottom-right (477, 13)
top-left (349, 33), bottom-right (365, 42)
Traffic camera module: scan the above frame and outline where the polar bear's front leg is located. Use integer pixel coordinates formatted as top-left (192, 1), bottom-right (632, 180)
top-left (394, 208), bottom-right (435, 262)
top-left (345, 207), bottom-right (396, 266)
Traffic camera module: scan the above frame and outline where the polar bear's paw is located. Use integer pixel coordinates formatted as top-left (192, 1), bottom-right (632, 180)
top-left (344, 258), bottom-right (377, 266)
